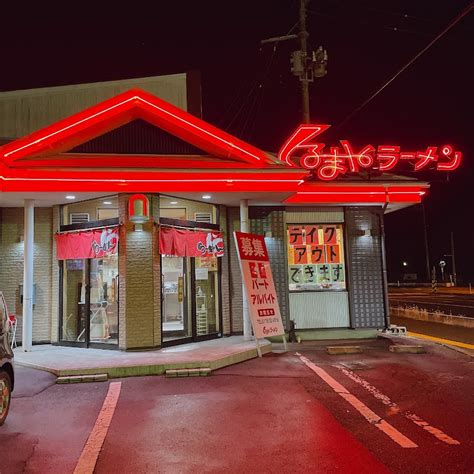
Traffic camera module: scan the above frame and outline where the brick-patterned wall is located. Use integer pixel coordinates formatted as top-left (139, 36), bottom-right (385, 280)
top-left (50, 206), bottom-right (60, 342)
top-left (227, 207), bottom-right (243, 333)
top-left (152, 195), bottom-right (161, 345)
top-left (219, 205), bottom-right (231, 335)
top-left (0, 207), bottom-right (53, 343)
top-left (345, 207), bottom-right (386, 328)
top-left (250, 207), bottom-right (289, 328)
top-left (118, 194), bottom-right (161, 350)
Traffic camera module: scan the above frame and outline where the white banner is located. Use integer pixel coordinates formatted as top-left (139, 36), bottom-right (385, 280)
top-left (234, 231), bottom-right (285, 339)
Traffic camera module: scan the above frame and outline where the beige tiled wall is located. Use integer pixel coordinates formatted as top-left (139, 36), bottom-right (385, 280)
top-left (0, 207), bottom-right (53, 343)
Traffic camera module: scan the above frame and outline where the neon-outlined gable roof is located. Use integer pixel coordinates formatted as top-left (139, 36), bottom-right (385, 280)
top-left (0, 88), bottom-right (273, 166)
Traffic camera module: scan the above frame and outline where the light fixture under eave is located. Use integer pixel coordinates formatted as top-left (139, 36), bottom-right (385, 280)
top-left (202, 195), bottom-right (211, 200)
top-left (103, 201), bottom-right (112, 205)
top-left (65, 195), bottom-right (76, 200)
top-left (169, 201), bottom-right (178, 205)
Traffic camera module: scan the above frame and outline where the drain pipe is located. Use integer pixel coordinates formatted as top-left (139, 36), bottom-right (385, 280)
top-left (380, 199), bottom-right (390, 329)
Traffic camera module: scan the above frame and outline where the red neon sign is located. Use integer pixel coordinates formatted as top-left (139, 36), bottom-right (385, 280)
top-left (278, 124), bottom-right (462, 181)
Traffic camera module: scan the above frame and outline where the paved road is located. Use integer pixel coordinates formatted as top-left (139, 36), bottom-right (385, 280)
top-left (389, 291), bottom-right (474, 318)
top-left (1, 341), bottom-right (473, 473)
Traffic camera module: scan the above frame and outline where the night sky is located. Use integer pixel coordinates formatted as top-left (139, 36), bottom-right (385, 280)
top-left (1, 1), bottom-right (472, 282)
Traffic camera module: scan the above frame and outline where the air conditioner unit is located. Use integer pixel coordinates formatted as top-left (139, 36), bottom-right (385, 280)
top-left (70, 213), bottom-right (90, 225)
top-left (194, 212), bottom-right (212, 224)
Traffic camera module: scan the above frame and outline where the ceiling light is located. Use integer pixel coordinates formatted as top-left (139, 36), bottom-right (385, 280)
top-left (65, 195), bottom-right (76, 200)
top-left (103, 201), bottom-right (112, 205)
top-left (169, 201), bottom-right (178, 205)
top-left (202, 195), bottom-right (211, 200)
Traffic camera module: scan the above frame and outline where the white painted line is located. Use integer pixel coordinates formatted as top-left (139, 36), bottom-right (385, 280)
top-left (74, 382), bottom-right (122, 474)
top-left (335, 365), bottom-right (460, 445)
top-left (297, 355), bottom-right (417, 448)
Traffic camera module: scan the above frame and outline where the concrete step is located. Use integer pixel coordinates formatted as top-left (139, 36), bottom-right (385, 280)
top-left (389, 345), bottom-right (426, 354)
top-left (327, 346), bottom-right (362, 355)
top-left (165, 368), bottom-right (211, 377)
top-left (56, 373), bottom-right (108, 384)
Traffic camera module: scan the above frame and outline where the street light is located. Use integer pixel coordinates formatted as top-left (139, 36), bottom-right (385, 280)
top-left (402, 261), bottom-right (408, 267)
top-left (439, 260), bottom-right (446, 282)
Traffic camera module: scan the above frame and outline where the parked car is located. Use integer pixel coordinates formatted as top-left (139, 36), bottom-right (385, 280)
top-left (0, 291), bottom-right (14, 426)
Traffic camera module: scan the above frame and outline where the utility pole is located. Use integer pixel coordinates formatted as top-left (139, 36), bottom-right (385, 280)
top-left (261, 0), bottom-right (327, 123)
top-left (421, 203), bottom-right (431, 281)
top-left (299, 0), bottom-right (310, 123)
top-left (450, 231), bottom-right (457, 286)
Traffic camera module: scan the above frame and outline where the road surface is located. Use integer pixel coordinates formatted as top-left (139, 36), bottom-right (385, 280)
top-left (1, 339), bottom-right (472, 473)
top-left (389, 290), bottom-right (474, 318)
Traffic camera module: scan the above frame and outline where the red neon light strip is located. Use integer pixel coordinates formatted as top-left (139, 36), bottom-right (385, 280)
top-left (7, 155), bottom-right (290, 170)
top-left (284, 184), bottom-right (426, 204)
top-left (0, 89), bottom-right (272, 165)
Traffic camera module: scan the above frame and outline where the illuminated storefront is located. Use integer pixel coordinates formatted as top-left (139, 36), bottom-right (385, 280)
top-left (0, 88), bottom-right (460, 350)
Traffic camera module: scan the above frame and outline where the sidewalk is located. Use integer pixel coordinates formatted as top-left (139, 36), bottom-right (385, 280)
top-left (13, 336), bottom-right (272, 378)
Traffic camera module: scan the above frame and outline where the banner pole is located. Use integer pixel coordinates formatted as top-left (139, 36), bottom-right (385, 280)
top-left (255, 337), bottom-right (263, 358)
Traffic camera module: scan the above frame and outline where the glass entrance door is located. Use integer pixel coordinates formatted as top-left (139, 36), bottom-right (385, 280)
top-left (161, 254), bottom-right (221, 345)
top-left (194, 256), bottom-right (220, 337)
top-left (61, 259), bottom-right (88, 344)
top-left (89, 256), bottom-right (118, 345)
top-left (61, 255), bottom-right (119, 347)
top-left (162, 256), bottom-right (192, 342)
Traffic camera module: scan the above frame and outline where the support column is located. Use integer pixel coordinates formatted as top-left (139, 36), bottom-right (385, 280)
top-left (240, 199), bottom-right (252, 340)
top-left (22, 200), bottom-right (34, 352)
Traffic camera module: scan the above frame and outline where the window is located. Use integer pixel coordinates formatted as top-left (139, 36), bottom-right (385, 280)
top-left (62, 196), bottom-right (118, 225)
top-left (287, 224), bottom-right (346, 291)
top-left (159, 195), bottom-right (217, 224)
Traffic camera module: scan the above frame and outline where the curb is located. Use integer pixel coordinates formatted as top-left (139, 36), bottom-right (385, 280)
top-left (57, 374), bottom-right (108, 384)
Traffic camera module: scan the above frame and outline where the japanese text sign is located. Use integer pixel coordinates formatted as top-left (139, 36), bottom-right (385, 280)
top-left (160, 227), bottom-right (224, 258)
top-left (279, 124), bottom-right (462, 181)
top-left (56, 227), bottom-right (119, 260)
top-left (234, 232), bottom-right (285, 338)
top-left (287, 225), bottom-right (346, 291)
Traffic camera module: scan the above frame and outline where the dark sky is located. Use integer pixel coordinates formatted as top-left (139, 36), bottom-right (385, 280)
top-left (1, 1), bottom-right (473, 282)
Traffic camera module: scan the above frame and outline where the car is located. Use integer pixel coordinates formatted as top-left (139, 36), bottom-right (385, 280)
top-left (0, 291), bottom-right (14, 426)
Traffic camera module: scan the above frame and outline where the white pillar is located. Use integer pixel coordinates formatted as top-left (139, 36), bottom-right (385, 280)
top-left (240, 199), bottom-right (252, 340)
top-left (22, 200), bottom-right (34, 352)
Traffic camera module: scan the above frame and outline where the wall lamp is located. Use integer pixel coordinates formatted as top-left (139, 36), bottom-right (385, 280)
top-left (354, 229), bottom-right (372, 237)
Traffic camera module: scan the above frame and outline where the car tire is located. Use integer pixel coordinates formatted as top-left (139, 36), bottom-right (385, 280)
top-left (0, 370), bottom-right (12, 426)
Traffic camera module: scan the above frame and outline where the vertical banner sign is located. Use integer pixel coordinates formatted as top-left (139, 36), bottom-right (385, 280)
top-left (234, 231), bottom-right (285, 339)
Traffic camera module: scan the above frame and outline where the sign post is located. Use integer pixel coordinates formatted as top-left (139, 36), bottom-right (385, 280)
top-left (234, 231), bottom-right (287, 356)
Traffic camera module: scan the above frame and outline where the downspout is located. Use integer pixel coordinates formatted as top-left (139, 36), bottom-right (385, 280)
top-left (379, 189), bottom-right (390, 329)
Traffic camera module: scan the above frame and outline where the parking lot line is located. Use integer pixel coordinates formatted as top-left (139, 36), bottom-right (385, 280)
top-left (73, 382), bottom-right (122, 474)
top-left (296, 354), bottom-right (418, 448)
top-left (336, 365), bottom-right (460, 445)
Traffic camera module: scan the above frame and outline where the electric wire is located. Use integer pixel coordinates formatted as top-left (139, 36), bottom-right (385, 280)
top-left (334, 2), bottom-right (474, 131)
top-left (308, 9), bottom-right (435, 38)
top-left (224, 21), bottom-right (298, 133)
top-left (239, 44), bottom-right (277, 140)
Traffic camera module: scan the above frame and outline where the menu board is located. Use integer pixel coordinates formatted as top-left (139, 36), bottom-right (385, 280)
top-left (287, 224), bottom-right (346, 291)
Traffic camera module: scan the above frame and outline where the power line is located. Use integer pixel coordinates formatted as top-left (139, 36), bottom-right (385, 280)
top-left (308, 9), bottom-right (435, 38)
top-left (222, 22), bottom-right (299, 130)
top-left (335, 2), bottom-right (474, 131)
